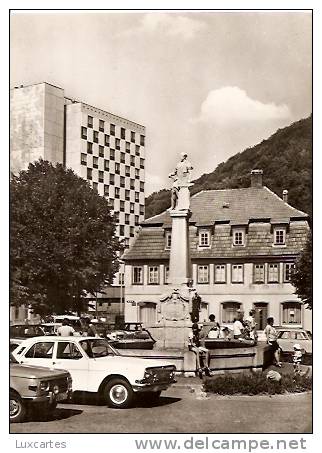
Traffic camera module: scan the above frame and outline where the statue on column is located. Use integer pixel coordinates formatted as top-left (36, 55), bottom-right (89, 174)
top-left (169, 153), bottom-right (193, 210)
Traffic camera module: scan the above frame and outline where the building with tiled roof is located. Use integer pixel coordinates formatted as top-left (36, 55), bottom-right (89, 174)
top-left (123, 170), bottom-right (311, 331)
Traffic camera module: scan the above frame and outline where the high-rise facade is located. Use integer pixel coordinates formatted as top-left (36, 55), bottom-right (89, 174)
top-left (10, 82), bottom-right (146, 249)
top-left (10, 82), bottom-right (146, 322)
top-left (65, 100), bottom-right (145, 245)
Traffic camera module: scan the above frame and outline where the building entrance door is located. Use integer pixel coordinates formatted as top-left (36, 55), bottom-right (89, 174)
top-left (253, 303), bottom-right (268, 330)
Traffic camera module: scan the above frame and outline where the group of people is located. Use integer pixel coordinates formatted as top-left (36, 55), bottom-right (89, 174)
top-left (56, 318), bottom-right (99, 337)
top-left (189, 312), bottom-right (303, 377)
top-left (188, 311), bottom-right (258, 378)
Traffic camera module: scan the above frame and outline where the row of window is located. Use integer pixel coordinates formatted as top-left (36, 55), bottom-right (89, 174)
top-left (85, 139), bottom-right (142, 156)
top-left (87, 171), bottom-right (144, 191)
top-left (216, 301), bottom-right (302, 325)
top-left (127, 301), bottom-right (303, 326)
top-left (104, 190), bottom-right (142, 203)
top-left (131, 263), bottom-right (295, 285)
top-left (86, 168), bottom-right (142, 187)
top-left (164, 227), bottom-right (288, 249)
top-left (114, 212), bottom-right (140, 225)
top-left (81, 151), bottom-right (145, 169)
top-left (85, 116), bottom-right (145, 146)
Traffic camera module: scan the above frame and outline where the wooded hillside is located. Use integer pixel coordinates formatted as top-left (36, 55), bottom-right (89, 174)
top-left (145, 116), bottom-right (312, 219)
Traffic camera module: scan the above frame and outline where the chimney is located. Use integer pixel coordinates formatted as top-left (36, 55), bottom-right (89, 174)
top-left (283, 189), bottom-right (288, 203)
top-left (250, 169), bottom-right (263, 188)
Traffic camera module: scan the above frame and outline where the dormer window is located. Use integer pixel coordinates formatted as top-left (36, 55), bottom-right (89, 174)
top-left (233, 229), bottom-right (245, 246)
top-left (165, 232), bottom-right (172, 249)
top-left (199, 230), bottom-right (210, 247)
top-left (274, 228), bottom-right (286, 245)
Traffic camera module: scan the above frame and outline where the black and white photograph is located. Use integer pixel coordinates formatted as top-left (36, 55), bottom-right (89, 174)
top-left (8, 6), bottom-right (314, 442)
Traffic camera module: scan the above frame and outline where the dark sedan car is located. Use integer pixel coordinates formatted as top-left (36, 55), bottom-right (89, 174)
top-left (10, 324), bottom-right (47, 352)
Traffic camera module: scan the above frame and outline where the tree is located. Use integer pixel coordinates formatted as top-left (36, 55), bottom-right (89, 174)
top-left (10, 159), bottom-right (121, 315)
top-left (291, 232), bottom-right (312, 310)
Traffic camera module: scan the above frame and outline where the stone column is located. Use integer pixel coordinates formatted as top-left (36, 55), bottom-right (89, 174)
top-left (168, 207), bottom-right (192, 286)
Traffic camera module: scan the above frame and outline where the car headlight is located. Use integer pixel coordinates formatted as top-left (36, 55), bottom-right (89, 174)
top-left (39, 381), bottom-right (50, 392)
top-left (53, 384), bottom-right (60, 395)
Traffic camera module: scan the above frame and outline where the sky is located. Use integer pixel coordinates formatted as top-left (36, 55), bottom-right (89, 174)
top-left (10, 11), bottom-right (312, 195)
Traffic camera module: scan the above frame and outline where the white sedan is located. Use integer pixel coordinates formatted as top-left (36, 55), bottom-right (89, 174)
top-left (277, 328), bottom-right (312, 354)
top-left (12, 336), bottom-right (176, 409)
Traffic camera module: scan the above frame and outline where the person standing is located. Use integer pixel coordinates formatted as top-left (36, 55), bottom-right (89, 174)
top-left (57, 318), bottom-right (75, 336)
top-left (245, 309), bottom-right (258, 343)
top-left (264, 317), bottom-right (282, 367)
top-left (293, 344), bottom-right (303, 374)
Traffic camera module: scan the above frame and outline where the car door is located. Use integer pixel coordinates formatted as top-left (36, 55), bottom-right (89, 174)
top-left (295, 331), bottom-right (312, 353)
top-left (277, 331), bottom-right (290, 351)
top-left (51, 340), bottom-right (89, 392)
top-left (19, 340), bottom-right (55, 368)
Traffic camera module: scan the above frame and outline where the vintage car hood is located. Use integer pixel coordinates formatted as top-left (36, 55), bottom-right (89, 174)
top-left (91, 355), bottom-right (174, 371)
top-left (10, 363), bottom-right (70, 379)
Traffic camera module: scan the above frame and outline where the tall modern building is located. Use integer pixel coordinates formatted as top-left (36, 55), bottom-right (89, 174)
top-left (10, 82), bottom-right (146, 321)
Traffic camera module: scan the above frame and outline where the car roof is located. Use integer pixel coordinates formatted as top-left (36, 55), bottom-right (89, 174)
top-left (18, 335), bottom-right (100, 344)
top-left (276, 327), bottom-right (305, 330)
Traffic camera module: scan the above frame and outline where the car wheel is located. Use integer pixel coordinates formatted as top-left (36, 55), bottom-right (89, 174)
top-left (103, 378), bottom-right (134, 409)
top-left (10, 391), bottom-right (26, 423)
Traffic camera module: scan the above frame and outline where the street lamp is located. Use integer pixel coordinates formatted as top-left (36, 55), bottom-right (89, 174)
top-left (119, 260), bottom-right (125, 321)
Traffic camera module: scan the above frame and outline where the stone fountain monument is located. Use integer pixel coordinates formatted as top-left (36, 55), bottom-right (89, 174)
top-left (154, 153), bottom-right (198, 349)
top-left (129, 153), bottom-right (271, 372)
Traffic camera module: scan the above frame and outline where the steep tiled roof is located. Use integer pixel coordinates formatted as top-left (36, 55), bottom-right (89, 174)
top-left (123, 187), bottom-right (309, 261)
top-left (144, 187), bottom-right (307, 227)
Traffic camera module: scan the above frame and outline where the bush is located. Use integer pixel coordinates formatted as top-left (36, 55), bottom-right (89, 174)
top-left (203, 372), bottom-right (312, 396)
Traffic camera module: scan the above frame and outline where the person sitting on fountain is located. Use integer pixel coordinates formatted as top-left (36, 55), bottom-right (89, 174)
top-left (201, 314), bottom-right (220, 339)
top-left (233, 311), bottom-right (245, 340)
top-left (221, 326), bottom-right (233, 340)
top-left (188, 322), bottom-right (211, 378)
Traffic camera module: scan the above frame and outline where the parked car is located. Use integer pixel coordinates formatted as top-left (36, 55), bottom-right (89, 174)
top-left (10, 324), bottom-right (46, 340)
top-left (276, 328), bottom-right (312, 353)
top-left (276, 328), bottom-right (312, 364)
top-left (10, 353), bottom-right (72, 423)
top-left (10, 324), bottom-right (47, 351)
top-left (107, 322), bottom-right (156, 350)
top-left (12, 336), bottom-right (176, 409)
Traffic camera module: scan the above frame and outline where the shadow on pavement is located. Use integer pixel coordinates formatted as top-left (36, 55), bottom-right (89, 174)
top-left (70, 392), bottom-right (103, 406)
top-left (29, 407), bottom-right (83, 422)
top-left (134, 395), bottom-right (181, 408)
top-left (65, 391), bottom-right (181, 409)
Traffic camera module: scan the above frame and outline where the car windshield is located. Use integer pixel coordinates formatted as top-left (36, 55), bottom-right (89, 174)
top-left (277, 330), bottom-right (309, 340)
top-left (79, 339), bottom-right (118, 358)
